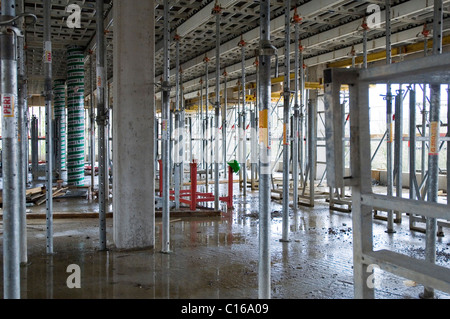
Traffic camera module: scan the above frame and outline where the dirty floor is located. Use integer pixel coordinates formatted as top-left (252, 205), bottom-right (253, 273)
top-left (1, 182), bottom-right (450, 300)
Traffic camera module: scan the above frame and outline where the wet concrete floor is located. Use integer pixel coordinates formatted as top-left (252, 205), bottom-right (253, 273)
top-left (1, 183), bottom-right (450, 299)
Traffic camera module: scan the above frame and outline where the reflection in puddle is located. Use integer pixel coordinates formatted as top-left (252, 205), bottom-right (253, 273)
top-left (0, 186), bottom-right (449, 299)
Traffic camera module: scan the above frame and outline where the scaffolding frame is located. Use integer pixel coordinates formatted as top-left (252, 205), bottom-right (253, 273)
top-left (324, 53), bottom-right (450, 299)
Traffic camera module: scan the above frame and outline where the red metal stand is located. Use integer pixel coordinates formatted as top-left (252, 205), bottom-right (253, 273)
top-left (158, 160), bottom-right (234, 210)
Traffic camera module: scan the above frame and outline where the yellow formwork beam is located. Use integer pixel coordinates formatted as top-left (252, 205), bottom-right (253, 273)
top-left (328, 35), bottom-right (450, 69)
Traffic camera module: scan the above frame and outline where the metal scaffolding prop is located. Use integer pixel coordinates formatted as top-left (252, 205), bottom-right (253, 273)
top-left (258, 0), bottom-right (275, 300)
top-left (281, 0), bottom-right (291, 243)
top-left (44, 0), bottom-right (54, 255)
top-left (213, 2), bottom-right (222, 211)
top-left (325, 50), bottom-right (450, 301)
top-left (54, 79), bottom-right (67, 182)
top-left (292, 8), bottom-right (302, 211)
top-left (1, 0), bottom-right (21, 299)
top-left (173, 34), bottom-right (182, 210)
top-left (17, 0), bottom-right (29, 267)
top-left (96, 0), bottom-right (108, 252)
top-left (31, 115), bottom-right (39, 180)
top-left (88, 52), bottom-right (95, 195)
top-left (161, 0), bottom-right (171, 254)
top-left (238, 36), bottom-right (248, 196)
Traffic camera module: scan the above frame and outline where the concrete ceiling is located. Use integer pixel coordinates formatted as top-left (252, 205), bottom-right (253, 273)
top-left (19, 0), bottom-right (450, 102)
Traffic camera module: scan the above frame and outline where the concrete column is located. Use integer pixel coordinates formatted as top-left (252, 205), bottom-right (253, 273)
top-left (113, 0), bottom-right (155, 250)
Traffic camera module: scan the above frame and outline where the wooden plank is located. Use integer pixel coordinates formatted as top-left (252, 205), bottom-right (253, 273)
top-left (26, 187), bottom-right (44, 196)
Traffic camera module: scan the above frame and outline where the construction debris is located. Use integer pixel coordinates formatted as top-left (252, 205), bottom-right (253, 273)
top-left (25, 186), bottom-right (69, 206)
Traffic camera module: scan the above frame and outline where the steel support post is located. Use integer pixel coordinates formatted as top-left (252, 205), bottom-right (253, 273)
top-left (250, 110), bottom-right (257, 188)
top-left (258, 0), bottom-right (274, 299)
top-left (252, 59), bottom-right (260, 190)
top-left (89, 53), bottom-right (95, 195)
top-left (31, 116), bottom-right (38, 179)
top-left (421, 85), bottom-right (428, 185)
top-left (237, 80), bottom-right (242, 184)
top-left (281, 0), bottom-right (291, 242)
top-left (174, 109), bottom-right (181, 209)
top-left (222, 71), bottom-right (228, 179)
top-left (239, 38), bottom-right (248, 197)
top-left (292, 11), bottom-right (301, 210)
top-left (422, 82), bottom-right (441, 298)
top-left (1, 0), bottom-right (21, 299)
top-left (308, 98), bottom-right (316, 207)
top-left (96, 0), bottom-right (108, 251)
top-left (43, 0), bottom-right (54, 255)
top-left (422, 0), bottom-right (443, 299)
top-left (422, 37), bottom-right (429, 181)
top-left (17, 19), bottom-right (28, 266)
top-left (409, 88), bottom-right (417, 204)
top-left (204, 56), bottom-right (210, 193)
top-left (174, 35), bottom-right (181, 210)
top-left (300, 56), bottom-right (306, 187)
top-left (200, 79), bottom-right (204, 168)
top-left (213, 4), bottom-right (222, 210)
top-left (180, 86), bottom-right (185, 187)
top-left (385, 0), bottom-right (395, 233)
top-left (161, 0), bottom-right (171, 254)
top-left (363, 29), bottom-right (368, 69)
top-left (394, 89), bottom-right (403, 225)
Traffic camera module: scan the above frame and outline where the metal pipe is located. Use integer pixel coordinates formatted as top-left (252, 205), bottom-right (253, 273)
top-left (422, 35), bottom-right (429, 185)
top-left (161, 0), bottom-right (171, 253)
top-left (200, 79), bottom-right (204, 168)
top-left (258, 0), bottom-right (274, 299)
top-left (53, 79), bottom-right (66, 182)
top-left (292, 10), bottom-right (301, 210)
top-left (96, 0), bottom-right (108, 251)
top-left (17, 15), bottom-right (28, 266)
top-left (299, 44), bottom-right (305, 186)
top-left (251, 59), bottom-right (259, 190)
top-left (394, 89), bottom-right (403, 225)
top-left (385, 0), bottom-right (395, 233)
top-left (174, 35), bottom-right (181, 210)
top-left (422, 0), bottom-right (443, 299)
top-left (422, 84), bottom-right (428, 183)
top-left (89, 53), bottom-right (95, 196)
top-left (363, 28), bottom-right (368, 69)
top-left (409, 88), bottom-right (417, 206)
top-left (31, 116), bottom-right (38, 179)
top-left (239, 37), bottom-right (247, 197)
top-left (213, 4), bottom-right (222, 210)
top-left (44, 0), bottom-right (54, 255)
top-left (223, 70), bottom-right (228, 179)
top-left (308, 98), bottom-right (316, 207)
top-left (205, 56), bottom-right (210, 193)
top-left (281, 0), bottom-right (291, 242)
top-left (1, 0), bottom-right (21, 299)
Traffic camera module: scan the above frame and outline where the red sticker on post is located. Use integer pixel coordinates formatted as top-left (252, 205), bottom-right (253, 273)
top-left (429, 121), bottom-right (439, 156)
top-left (44, 41), bottom-right (52, 63)
top-left (2, 94), bottom-right (14, 118)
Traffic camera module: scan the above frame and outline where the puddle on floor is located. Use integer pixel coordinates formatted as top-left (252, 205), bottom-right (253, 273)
top-left (0, 184), bottom-right (449, 299)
